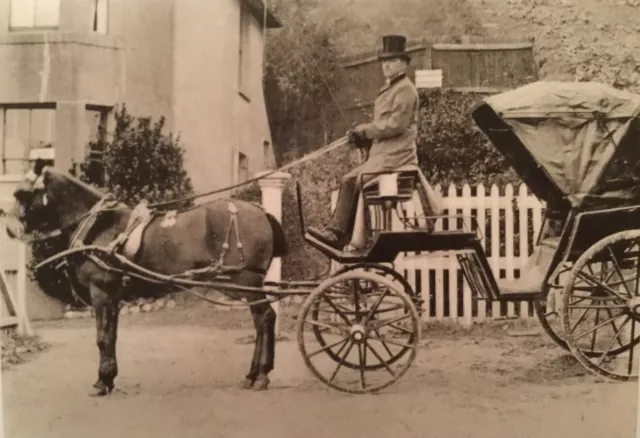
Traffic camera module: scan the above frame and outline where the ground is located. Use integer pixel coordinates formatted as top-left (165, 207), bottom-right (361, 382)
top-left (2, 306), bottom-right (638, 438)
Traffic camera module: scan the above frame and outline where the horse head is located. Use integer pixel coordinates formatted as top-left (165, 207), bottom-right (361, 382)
top-left (8, 159), bottom-right (104, 240)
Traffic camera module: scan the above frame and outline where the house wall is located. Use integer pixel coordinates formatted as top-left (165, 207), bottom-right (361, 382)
top-left (0, 0), bottom-right (279, 319)
top-left (173, 0), bottom-right (275, 195)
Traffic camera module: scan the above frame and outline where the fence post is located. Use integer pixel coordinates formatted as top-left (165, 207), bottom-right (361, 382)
top-left (256, 170), bottom-right (291, 338)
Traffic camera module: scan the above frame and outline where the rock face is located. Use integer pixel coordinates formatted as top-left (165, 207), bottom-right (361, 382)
top-left (471, 0), bottom-right (640, 92)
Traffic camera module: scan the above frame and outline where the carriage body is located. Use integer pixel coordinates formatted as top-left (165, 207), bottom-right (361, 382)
top-left (299, 81), bottom-right (640, 388)
top-left (472, 80), bottom-right (640, 274)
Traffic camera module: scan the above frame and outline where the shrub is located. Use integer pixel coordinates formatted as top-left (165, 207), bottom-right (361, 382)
top-left (416, 89), bottom-right (520, 187)
top-left (79, 105), bottom-right (195, 208)
top-left (28, 106), bottom-right (196, 307)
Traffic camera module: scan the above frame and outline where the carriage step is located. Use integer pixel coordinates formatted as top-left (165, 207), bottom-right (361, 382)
top-left (456, 239), bottom-right (541, 302)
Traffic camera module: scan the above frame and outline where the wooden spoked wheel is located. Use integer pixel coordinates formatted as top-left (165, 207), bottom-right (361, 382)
top-left (296, 270), bottom-right (421, 394)
top-left (533, 267), bottom-right (571, 351)
top-left (315, 263), bottom-right (421, 371)
top-left (562, 230), bottom-right (640, 381)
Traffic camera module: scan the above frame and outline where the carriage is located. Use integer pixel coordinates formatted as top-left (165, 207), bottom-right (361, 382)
top-left (299, 80), bottom-right (640, 390)
top-left (9, 81), bottom-right (640, 396)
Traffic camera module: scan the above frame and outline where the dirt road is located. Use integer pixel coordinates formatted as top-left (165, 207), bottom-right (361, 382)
top-left (2, 308), bottom-right (638, 438)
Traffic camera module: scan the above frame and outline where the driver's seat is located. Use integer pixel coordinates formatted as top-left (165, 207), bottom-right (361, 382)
top-left (347, 164), bottom-right (442, 250)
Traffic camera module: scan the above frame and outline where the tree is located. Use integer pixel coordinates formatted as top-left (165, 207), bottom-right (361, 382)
top-left (263, 0), bottom-right (343, 163)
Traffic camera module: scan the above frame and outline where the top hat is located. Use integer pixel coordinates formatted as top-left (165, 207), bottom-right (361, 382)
top-left (378, 35), bottom-right (411, 62)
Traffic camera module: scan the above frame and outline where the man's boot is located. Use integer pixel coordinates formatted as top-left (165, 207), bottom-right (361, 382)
top-left (308, 175), bottom-right (359, 249)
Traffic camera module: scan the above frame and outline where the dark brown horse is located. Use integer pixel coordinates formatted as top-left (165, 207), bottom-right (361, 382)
top-left (6, 160), bottom-right (287, 396)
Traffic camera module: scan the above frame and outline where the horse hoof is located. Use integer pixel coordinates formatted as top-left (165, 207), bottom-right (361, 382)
top-left (240, 378), bottom-right (254, 390)
top-left (90, 381), bottom-right (114, 397)
top-left (253, 376), bottom-right (270, 391)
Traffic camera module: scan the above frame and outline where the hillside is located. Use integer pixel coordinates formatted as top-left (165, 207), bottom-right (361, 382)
top-left (302, 0), bottom-right (640, 92)
top-left (471, 0), bottom-right (640, 91)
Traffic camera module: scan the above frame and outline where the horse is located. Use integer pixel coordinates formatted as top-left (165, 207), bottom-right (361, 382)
top-left (5, 159), bottom-right (287, 396)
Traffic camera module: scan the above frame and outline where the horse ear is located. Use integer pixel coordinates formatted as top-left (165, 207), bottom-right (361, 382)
top-left (33, 159), bottom-right (46, 176)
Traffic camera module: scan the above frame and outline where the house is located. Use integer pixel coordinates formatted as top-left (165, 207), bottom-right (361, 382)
top-left (0, 0), bottom-right (281, 319)
top-left (0, 0), bottom-right (281, 192)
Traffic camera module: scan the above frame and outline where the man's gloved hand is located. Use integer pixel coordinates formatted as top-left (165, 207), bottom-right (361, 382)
top-left (346, 127), bottom-right (371, 149)
top-left (346, 129), bottom-right (360, 145)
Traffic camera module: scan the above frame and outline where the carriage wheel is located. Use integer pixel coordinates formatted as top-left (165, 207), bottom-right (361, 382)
top-left (296, 270), bottom-right (421, 394)
top-left (311, 263), bottom-right (420, 371)
top-left (534, 266), bottom-right (640, 358)
top-left (562, 230), bottom-right (640, 381)
top-left (533, 270), bottom-right (570, 351)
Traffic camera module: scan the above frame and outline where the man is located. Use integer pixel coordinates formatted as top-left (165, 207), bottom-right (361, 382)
top-left (308, 34), bottom-right (420, 250)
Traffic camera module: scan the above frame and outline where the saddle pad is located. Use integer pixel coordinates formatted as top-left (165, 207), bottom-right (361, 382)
top-left (122, 216), bottom-right (155, 260)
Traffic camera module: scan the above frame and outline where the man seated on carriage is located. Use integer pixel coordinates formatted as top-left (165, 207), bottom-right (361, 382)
top-left (308, 34), bottom-right (423, 252)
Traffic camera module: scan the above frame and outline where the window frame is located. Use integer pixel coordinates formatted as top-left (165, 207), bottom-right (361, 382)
top-left (237, 1), bottom-right (252, 101)
top-left (83, 104), bottom-right (112, 187)
top-left (91, 0), bottom-right (109, 34)
top-left (0, 103), bottom-right (57, 176)
top-left (237, 151), bottom-right (249, 183)
top-left (8, 0), bottom-right (61, 31)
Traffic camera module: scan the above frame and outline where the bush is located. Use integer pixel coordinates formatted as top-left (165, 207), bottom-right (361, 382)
top-left (28, 106), bottom-right (196, 307)
top-left (416, 89), bottom-right (520, 188)
top-left (79, 105), bottom-right (195, 208)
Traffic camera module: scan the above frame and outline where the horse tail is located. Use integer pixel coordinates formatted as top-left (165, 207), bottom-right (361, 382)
top-left (265, 212), bottom-right (287, 258)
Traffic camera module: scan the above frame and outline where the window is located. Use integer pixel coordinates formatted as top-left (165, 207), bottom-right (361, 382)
top-left (238, 1), bottom-right (251, 99)
top-left (10, 0), bottom-right (61, 29)
top-left (0, 105), bottom-right (56, 175)
top-left (237, 152), bottom-right (249, 183)
top-left (91, 0), bottom-right (108, 33)
top-left (83, 106), bottom-right (110, 186)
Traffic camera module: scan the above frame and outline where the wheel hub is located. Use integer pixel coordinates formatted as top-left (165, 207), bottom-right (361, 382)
top-left (349, 324), bottom-right (367, 344)
top-left (628, 296), bottom-right (640, 318)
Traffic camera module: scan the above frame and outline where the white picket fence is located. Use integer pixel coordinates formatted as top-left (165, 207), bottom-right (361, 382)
top-left (332, 182), bottom-right (547, 325)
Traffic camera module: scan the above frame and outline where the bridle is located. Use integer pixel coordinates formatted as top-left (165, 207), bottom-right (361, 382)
top-left (12, 168), bottom-right (121, 244)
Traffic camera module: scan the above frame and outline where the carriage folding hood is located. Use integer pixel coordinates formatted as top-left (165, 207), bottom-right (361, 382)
top-left (471, 81), bottom-right (640, 210)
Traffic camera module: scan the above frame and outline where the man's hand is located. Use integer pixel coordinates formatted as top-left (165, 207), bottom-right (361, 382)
top-left (346, 127), bottom-right (371, 149)
top-left (346, 129), bottom-right (360, 145)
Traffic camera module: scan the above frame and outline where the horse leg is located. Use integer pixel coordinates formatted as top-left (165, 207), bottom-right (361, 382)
top-left (89, 283), bottom-right (121, 397)
top-left (251, 300), bottom-right (276, 391)
top-left (235, 271), bottom-right (276, 391)
top-left (241, 305), bottom-right (265, 389)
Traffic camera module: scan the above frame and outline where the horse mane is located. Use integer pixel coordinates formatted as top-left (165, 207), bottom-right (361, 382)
top-left (46, 167), bottom-right (105, 200)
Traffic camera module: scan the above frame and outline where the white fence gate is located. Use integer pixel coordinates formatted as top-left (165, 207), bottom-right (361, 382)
top-left (332, 182), bottom-right (547, 325)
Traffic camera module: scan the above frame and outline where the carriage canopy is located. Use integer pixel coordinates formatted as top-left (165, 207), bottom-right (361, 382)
top-left (471, 81), bottom-right (640, 209)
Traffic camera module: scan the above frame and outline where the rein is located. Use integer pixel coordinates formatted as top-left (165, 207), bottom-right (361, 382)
top-left (148, 136), bottom-right (350, 209)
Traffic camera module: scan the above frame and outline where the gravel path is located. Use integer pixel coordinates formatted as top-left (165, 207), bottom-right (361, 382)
top-left (2, 309), bottom-right (638, 438)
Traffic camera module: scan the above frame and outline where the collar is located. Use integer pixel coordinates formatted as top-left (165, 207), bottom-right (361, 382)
top-left (379, 73), bottom-right (407, 95)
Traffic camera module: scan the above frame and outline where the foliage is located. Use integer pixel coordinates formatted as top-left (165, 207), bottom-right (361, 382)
top-left (79, 105), bottom-right (195, 208)
top-left (28, 106), bottom-right (195, 307)
top-left (230, 181), bottom-right (262, 205)
top-left (310, 0), bottom-right (487, 56)
top-left (416, 89), bottom-right (520, 187)
top-left (280, 145), bottom-right (360, 281)
top-left (264, 0), bottom-right (342, 163)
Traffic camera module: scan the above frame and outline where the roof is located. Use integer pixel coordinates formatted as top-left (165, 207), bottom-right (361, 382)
top-left (483, 81), bottom-right (640, 119)
top-left (472, 81), bottom-right (640, 209)
top-left (243, 0), bottom-right (282, 29)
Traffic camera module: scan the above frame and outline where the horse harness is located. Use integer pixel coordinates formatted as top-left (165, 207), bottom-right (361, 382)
top-left (46, 195), bottom-right (255, 303)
